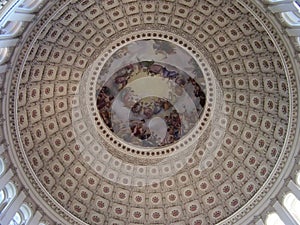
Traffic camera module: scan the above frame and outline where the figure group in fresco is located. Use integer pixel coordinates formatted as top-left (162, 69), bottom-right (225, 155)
top-left (114, 64), bottom-right (134, 90)
top-left (96, 86), bottom-right (114, 130)
top-left (96, 60), bottom-right (206, 147)
top-left (128, 98), bottom-right (182, 147)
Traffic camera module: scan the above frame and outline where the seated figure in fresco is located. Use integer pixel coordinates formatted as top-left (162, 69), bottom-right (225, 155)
top-left (140, 128), bottom-right (151, 141)
top-left (162, 128), bottom-right (175, 146)
top-left (143, 106), bottom-right (154, 119)
top-left (148, 64), bottom-right (163, 76)
top-left (100, 110), bottom-right (112, 130)
top-left (161, 100), bottom-right (172, 111)
top-left (115, 73), bottom-right (130, 90)
top-left (153, 100), bottom-right (163, 114)
top-left (130, 120), bottom-right (151, 141)
top-left (175, 76), bottom-right (186, 86)
top-left (114, 64), bottom-right (135, 90)
top-left (97, 86), bottom-right (114, 110)
top-left (194, 85), bottom-right (206, 108)
top-left (170, 111), bottom-right (181, 136)
top-left (164, 115), bottom-right (172, 127)
top-left (97, 94), bottom-right (107, 110)
top-left (187, 77), bottom-right (206, 108)
top-left (131, 102), bottom-right (142, 114)
top-left (96, 86), bottom-right (115, 131)
top-left (162, 67), bottom-right (178, 79)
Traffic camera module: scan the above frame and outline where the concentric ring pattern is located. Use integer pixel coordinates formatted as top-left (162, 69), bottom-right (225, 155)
top-left (8, 0), bottom-right (297, 224)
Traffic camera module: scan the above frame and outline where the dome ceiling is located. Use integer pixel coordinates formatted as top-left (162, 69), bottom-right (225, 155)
top-left (7, 0), bottom-right (298, 224)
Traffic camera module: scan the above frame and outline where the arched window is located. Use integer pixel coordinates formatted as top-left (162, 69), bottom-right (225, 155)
top-left (267, 0), bottom-right (288, 3)
top-left (281, 11), bottom-right (300, 25)
top-left (0, 1), bottom-right (9, 10)
top-left (0, 47), bottom-right (9, 65)
top-left (265, 212), bottom-right (285, 225)
top-left (0, 21), bottom-right (23, 39)
top-left (18, 0), bottom-right (44, 12)
top-left (296, 171), bottom-right (300, 186)
top-left (0, 157), bottom-right (4, 176)
top-left (293, 0), bottom-right (300, 14)
top-left (9, 204), bottom-right (32, 225)
top-left (0, 182), bottom-right (16, 214)
top-left (0, 189), bottom-right (4, 204)
top-left (10, 212), bottom-right (22, 225)
top-left (283, 192), bottom-right (300, 223)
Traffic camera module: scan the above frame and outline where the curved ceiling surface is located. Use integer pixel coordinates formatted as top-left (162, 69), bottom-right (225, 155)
top-left (6, 0), bottom-right (298, 224)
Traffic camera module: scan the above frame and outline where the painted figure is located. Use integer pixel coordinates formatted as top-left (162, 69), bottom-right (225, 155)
top-left (148, 64), bottom-right (163, 75)
top-left (162, 67), bottom-right (178, 79)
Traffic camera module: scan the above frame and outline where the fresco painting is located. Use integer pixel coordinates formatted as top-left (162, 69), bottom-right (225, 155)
top-left (96, 40), bottom-right (206, 147)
